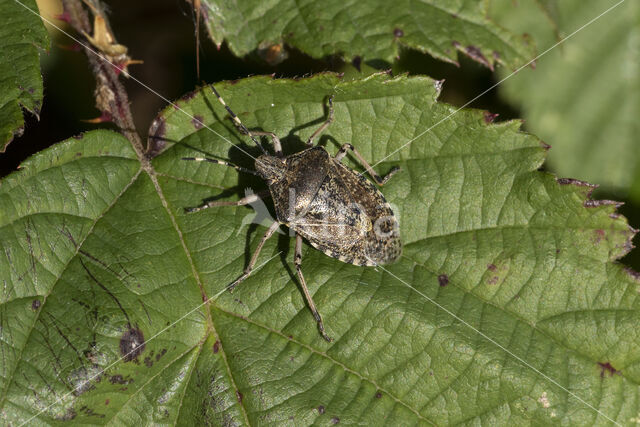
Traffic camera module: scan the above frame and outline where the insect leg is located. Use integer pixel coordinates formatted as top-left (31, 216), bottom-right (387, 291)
top-left (181, 156), bottom-right (260, 177)
top-left (295, 234), bottom-right (333, 342)
top-left (334, 144), bottom-right (399, 185)
top-left (209, 85), bottom-right (269, 155)
top-left (306, 96), bottom-right (335, 147)
top-left (249, 131), bottom-right (283, 158)
top-left (227, 221), bottom-right (280, 291)
top-left (185, 190), bottom-right (270, 213)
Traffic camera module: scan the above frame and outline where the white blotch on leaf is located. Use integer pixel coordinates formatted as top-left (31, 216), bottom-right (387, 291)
top-left (538, 391), bottom-right (550, 408)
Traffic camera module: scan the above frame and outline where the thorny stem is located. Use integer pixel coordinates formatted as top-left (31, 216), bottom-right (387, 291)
top-left (61, 0), bottom-right (145, 158)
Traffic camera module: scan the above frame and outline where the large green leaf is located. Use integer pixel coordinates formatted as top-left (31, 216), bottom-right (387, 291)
top-left (0, 0), bottom-right (49, 151)
top-left (2, 74), bottom-right (639, 424)
top-left (490, 0), bottom-right (640, 197)
top-left (200, 0), bottom-right (535, 69)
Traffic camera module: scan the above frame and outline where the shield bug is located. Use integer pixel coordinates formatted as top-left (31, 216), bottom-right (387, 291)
top-left (183, 85), bottom-right (401, 341)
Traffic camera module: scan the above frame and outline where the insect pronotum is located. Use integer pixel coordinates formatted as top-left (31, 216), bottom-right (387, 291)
top-left (183, 85), bottom-right (402, 341)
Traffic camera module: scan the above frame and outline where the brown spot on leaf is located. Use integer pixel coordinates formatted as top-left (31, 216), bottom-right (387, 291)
top-left (438, 274), bottom-right (449, 287)
top-left (487, 264), bottom-right (497, 272)
top-left (213, 340), bottom-right (220, 354)
top-left (80, 405), bottom-right (105, 418)
top-left (375, 391), bottom-right (382, 398)
top-left (488, 276), bottom-right (499, 285)
top-left (192, 115), bottom-right (204, 130)
top-left (144, 356), bottom-right (153, 368)
top-left (318, 405), bottom-right (325, 414)
top-left (146, 117), bottom-right (167, 158)
top-left (31, 299), bottom-right (41, 310)
top-left (598, 362), bottom-right (619, 377)
top-left (120, 326), bottom-right (145, 362)
top-left (156, 348), bottom-right (167, 361)
top-left (331, 416), bottom-right (340, 424)
top-left (236, 391), bottom-right (243, 403)
top-left (105, 399), bottom-right (110, 405)
top-left (109, 375), bottom-right (130, 385)
top-left (393, 28), bottom-right (404, 38)
top-left (56, 407), bottom-right (77, 421)
top-left (594, 229), bottom-right (605, 244)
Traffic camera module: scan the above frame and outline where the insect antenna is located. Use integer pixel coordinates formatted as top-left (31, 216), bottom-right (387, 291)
top-left (209, 85), bottom-right (270, 155)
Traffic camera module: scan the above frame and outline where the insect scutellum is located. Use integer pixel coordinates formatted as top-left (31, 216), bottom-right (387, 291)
top-left (182, 83), bottom-right (401, 342)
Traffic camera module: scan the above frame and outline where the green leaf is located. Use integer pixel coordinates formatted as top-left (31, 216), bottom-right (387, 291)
top-left (0, 0), bottom-right (49, 151)
top-left (200, 0), bottom-right (535, 69)
top-left (2, 74), bottom-right (639, 424)
top-left (490, 0), bottom-right (640, 196)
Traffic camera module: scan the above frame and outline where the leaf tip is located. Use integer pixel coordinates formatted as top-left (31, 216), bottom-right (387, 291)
top-left (624, 267), bottom-right (640, 283)
top-left (433, 79), bottom-right (445, 97)
top-left (452, 41), bottom-right (494, 71)
top-left (483, 111), bottom-right (499, 124)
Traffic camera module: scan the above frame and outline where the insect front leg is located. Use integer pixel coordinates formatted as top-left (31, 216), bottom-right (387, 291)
top-left (184, 190), bottom-right (270, 213)
top-left (249, 131), bottom-right (283, 158)
top-left (334, 144), bottom-right (399, 185)
top-left (227, 221), bottom-right (280, 291)
top-left (295, 234), bottom-right (333, 342)
top-left (306, 96), bottom-right (335, 147)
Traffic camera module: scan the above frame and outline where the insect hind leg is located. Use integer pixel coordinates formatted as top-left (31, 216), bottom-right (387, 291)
top-left (306, 95), bottom-right (335, 147)
top-left (227, 221), bottom-right (280, 291)
top-left (295, 234), bottom-right (332, 342)
top-left (184, 190), bottom-right (269, 213)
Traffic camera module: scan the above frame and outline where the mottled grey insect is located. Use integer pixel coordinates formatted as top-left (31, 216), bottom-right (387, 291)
top-left (183, 85), bottom-right (401, 341)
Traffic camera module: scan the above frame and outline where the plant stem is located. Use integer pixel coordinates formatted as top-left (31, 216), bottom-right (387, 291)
top-left (61, 0), bottom-right (145, 157)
